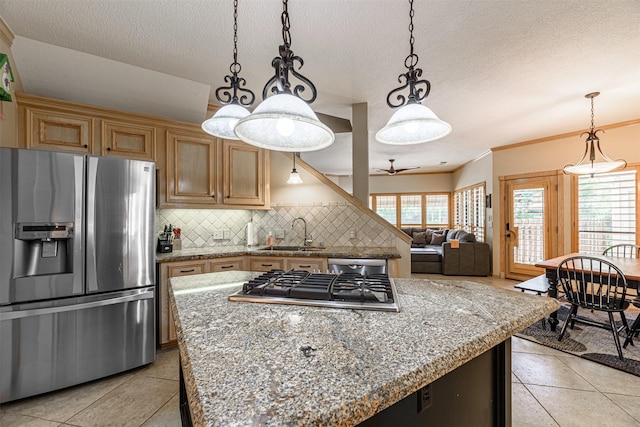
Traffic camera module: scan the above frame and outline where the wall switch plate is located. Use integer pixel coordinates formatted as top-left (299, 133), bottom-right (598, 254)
top-left (223, 229), bottom-right (230, 239)
top-left (275, 229), bottom-right (285, 239)
top-left (213, 230), bottom-right (224, 240)
top-left (349, 229), bottom-right (356, 239)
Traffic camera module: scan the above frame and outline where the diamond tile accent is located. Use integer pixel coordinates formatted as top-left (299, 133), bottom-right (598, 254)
top-left (157, 204), bottom-right (396, 249)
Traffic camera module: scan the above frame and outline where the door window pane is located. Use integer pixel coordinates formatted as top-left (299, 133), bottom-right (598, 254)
top-left (512, 188), bottom-right (545, 264)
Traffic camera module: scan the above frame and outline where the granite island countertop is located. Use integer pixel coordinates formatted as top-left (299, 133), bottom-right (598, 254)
top-left (157, 245), bottom-right (401, 263)
top-left (169, 271), bottom-right (559, 426)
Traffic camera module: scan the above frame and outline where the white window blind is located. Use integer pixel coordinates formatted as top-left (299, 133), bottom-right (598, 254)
top-left (453, 183), bottom-right (485, 242)
top-left (577, 170), bottom-right (637, 254)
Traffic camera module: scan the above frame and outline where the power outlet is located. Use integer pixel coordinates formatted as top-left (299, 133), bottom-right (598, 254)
top-left (223, 229), bottom-right (230, 239)
top-left (417, 384), bottom-right (432, 413)
top-left (213, 230), bottom-right (224, 240)
top-left (275, 229), bottom-right (285, 239)
top-left (349, 229), bottom-right (357, 239)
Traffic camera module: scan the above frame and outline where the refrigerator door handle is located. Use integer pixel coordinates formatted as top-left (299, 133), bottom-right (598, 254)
top-left (0, 289), bottom-right (154, 321)
top-left (85, 156), bottom-right (98, 291)
top-left (74, 155), bottom-right (86, 294)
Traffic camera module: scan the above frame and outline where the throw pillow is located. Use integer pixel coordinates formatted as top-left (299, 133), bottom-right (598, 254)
top-left (430, 232), bottom-right (446, 246)
top-left (412, 231), bottom-right (427, 245)
top-left (457, 231), bottom-right (476, 243)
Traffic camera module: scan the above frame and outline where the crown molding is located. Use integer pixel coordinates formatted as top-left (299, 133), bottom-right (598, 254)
top-left (0, 16), bottom-right (15, 47)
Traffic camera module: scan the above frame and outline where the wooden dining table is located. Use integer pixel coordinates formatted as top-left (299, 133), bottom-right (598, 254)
top-left (535, 253), bottom-right (640, 331)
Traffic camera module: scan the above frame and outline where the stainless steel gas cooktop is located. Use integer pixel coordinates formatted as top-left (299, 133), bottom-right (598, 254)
top-left (229, 270), bottom-right (400, 312)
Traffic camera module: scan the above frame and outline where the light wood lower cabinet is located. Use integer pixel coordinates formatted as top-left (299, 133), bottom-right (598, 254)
top-left (285, 257), bottom-right (328, 272)
top-left (159, 260), bottom-right (209, 348)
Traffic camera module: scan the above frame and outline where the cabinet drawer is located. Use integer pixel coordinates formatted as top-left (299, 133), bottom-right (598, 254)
top-left (209, 257), bottom-right (245, 272)
top-left (285, 257), bottom-right (327, 272)
top-left (249, 257), bottom-right (284, 272)
top-left (168, 261), bottom-right (208, 277)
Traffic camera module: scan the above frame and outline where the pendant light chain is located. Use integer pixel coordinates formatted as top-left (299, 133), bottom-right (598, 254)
top-left (231, 0), bottom-right (239, 73)
top-left (282, 0), bottom-right (291, 48)
top-left (589, 94), bottom-right (595, 133)
top-left (407, 0), bottom-right (417, 67)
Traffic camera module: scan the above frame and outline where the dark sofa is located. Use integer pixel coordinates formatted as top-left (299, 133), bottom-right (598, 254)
top-left (401, 228), bottom-right (491, 276)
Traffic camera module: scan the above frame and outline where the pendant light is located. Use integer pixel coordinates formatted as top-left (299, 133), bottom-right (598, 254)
top-left (376, 0), bottom-right (451, 145)
top-left (202, 0), bottom-right (255, 139)
top-left (563, 92), bottom-right (626, 176)
top-left (286, 153), bottom-right (303, 184)
top-left (234, 0), bottom-right (334, 152)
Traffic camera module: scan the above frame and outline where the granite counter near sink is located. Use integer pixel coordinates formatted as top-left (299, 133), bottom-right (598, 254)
top-left (156, 245), bottom-right (401, 263)
top-left (169, 271), bottom-right (559, 426)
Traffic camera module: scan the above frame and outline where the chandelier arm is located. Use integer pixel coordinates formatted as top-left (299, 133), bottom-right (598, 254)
top-left (563, 141), bottom-right (591, 172)
top-left (386, 76), bottom-right (410, 108)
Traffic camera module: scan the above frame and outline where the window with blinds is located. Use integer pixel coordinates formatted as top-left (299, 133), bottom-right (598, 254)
top-left (370, 193), bottom-right (450, 228)
top-left (577, 170), bottom-right (637, 254)
top-left (453, 183), bottom-right (485, 242)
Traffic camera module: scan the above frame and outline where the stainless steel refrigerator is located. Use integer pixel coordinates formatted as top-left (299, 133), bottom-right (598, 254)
top-left (0, 148), bottom-right (156, 403)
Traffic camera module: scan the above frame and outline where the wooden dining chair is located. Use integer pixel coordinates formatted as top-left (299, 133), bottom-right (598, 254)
top-left (556, 256), bottom-right (630, 360)
top-left (602, 244), bottom-right (640, 258)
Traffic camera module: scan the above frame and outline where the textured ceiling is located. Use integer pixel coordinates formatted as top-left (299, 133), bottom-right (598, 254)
top-left (1, 0), bottom-right (639, 175)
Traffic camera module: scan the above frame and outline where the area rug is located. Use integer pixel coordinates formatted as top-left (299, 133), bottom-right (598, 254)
top-left (516, 305), bottom-right (640, 376)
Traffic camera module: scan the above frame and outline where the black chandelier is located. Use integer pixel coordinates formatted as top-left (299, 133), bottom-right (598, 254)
top-left (234, 0), bottom-right (334, 152)
top-left (376, 0), bottom-right (451, 145)
top-left (201, 0), bottom-right (255, 139)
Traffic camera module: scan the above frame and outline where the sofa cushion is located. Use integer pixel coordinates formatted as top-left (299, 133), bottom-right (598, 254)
top-left (412, 231), bottom-right (427, 245)
top-left (457, 231), bottom-right (476, 243)
top-left (430, 232), bottom-right (446, 245)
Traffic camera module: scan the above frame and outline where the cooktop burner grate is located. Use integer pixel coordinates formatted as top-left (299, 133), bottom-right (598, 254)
top-left (230, 270), bottom-right (400, 312)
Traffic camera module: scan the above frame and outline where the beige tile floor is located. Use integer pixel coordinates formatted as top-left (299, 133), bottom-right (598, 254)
top-left (1, 274), bottom-right (639, 426)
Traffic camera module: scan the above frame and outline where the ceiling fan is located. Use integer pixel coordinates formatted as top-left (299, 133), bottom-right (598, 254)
top-left (375, 159), bottom-right (420, 176)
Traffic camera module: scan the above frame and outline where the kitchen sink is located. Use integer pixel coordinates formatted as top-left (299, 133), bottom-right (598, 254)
top-left (259, 246), bottom-right (325, 252)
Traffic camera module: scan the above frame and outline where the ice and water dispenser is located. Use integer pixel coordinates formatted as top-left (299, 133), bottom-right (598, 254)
top-left (13, 222), bottom-right (75, 278)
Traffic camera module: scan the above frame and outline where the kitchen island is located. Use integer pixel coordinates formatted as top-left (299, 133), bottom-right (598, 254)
top-left (169, 271), bottom-right (558, 426)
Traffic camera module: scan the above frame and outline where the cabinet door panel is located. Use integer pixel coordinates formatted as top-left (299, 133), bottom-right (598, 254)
top-left (285, 257), bottom-right (327, 272)
top-left (166, 131), bottom-right (218, 205)
top-left (249, 257), bottom-right (283, 272)
top-left (223, 140), bottom-right (266, 206)
top-left (209, 256), bottom-right (245, 272)
top-left (102, 121), bottom-right (155, 160)
top-left (26, 108), bottom-right (93, 153)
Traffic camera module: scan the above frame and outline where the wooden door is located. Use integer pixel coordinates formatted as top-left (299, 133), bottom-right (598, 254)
top-left (222, 140), bottom-right (266, 206)
top-left (166, 130), bottom-right (218, 206)
top-left (101, 120), bottom-right (156, 160)
top-left (503, 175), bottom-right (558, 280)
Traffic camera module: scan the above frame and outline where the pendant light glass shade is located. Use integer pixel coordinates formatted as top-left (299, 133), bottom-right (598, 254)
top-left (234, 93), bottom-right (334, 152)
top-left (201, 103), bottom-right (250, 139)
top-left (376, 102), bottom-right (452, 145)
top-left (286, 153), bottom-right (303, 184)
top-left (563, 160), bottom-right (626, 175)
top-left (287, 170), bottom-right (303, 184)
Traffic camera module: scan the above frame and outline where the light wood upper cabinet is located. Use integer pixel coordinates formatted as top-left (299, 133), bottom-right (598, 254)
top-left (24, 107), bottom-right (94, 153)
top-left (166, 130), bottom-right (218, 206)
top-left (223, 140), bottom-right (268, 206)
top-left (101, 120), bottom-right (155, 160)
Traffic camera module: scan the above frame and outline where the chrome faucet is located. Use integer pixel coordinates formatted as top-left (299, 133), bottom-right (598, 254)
top-left (291, 217), bottom-right (312, 246)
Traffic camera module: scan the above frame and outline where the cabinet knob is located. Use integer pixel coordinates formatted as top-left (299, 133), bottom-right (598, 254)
top-left (211, 194), bottom-right (216, 198)
top-left (83, 144), bottom-right (88, 148)
top-left (107, 147), bottom-right (111, 151)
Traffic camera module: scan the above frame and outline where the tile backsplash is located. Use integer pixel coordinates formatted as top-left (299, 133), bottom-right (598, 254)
top-left (157, 202), bottom-right (397, 249)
